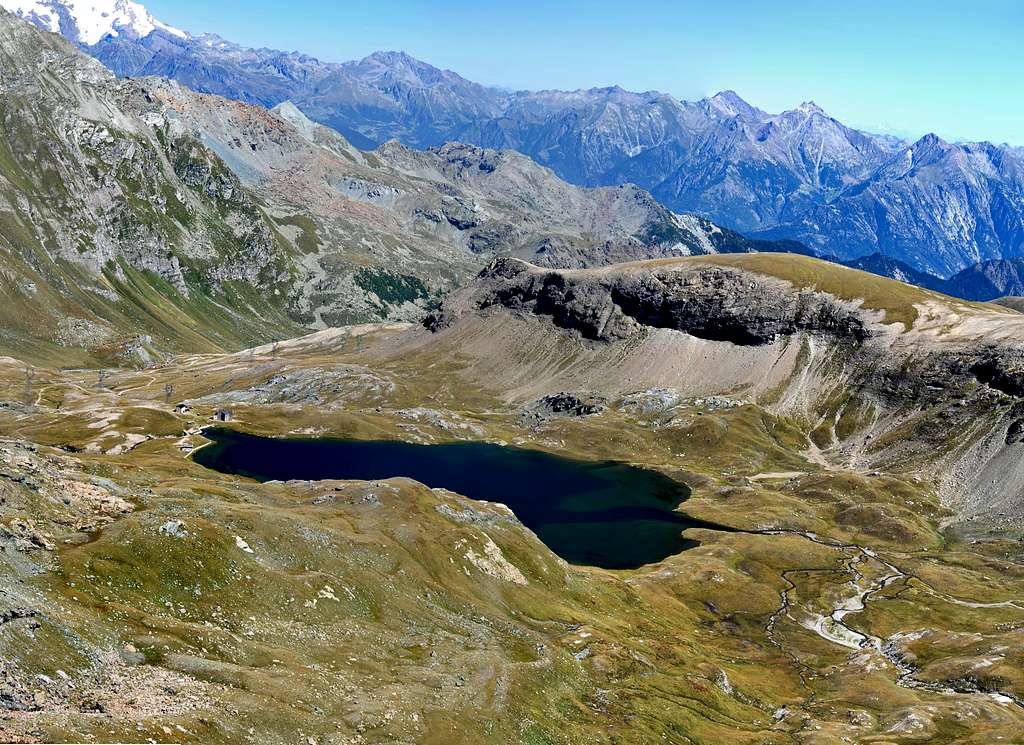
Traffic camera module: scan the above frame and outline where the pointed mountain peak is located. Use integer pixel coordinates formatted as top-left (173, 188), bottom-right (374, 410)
top-left (707, 90), bottom-right (766, 119)
top-left (902, 132), bottom-right (961, 168)
top-left (348, 49), bottom-right (485, 91)
top-left (361, 50), bottom-right (427, 69)
top-left (271, 100), bottom-right (361, 160)
top-left (710, 89), bottom-right (744, 105)
top-left (0, 0), bottom-right (186, 45)
top-left (909, 132), bottom-right (953, 157)
top-left (915, 132), bottom-right (949, 147)
top-left (879, 132), bottom-right (957, 176)
top-left (797, 100), bottom-right (825, 114)
top-left (271, 100), bottom-right (313, 128)
top-left (354, 50), bottom-right (443, 79)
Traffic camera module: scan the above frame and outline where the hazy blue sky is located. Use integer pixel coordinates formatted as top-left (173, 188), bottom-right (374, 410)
top-left (145, 0), bottom-right (1024, 145)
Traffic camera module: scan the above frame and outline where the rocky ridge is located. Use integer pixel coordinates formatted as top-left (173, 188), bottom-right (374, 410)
top-left (0, 9), bottom-right (798, 363)
top-left (422, 254), bottom-right (1024, 531)
top-left (12, 0), bottom-right (1020, 276)
top-left (429, 257), bottom-right (873, 345)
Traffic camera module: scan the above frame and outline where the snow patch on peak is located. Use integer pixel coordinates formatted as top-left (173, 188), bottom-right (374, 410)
top-left (1, 0), bottom-right (186, 45)
top-left (674, 213), bottom-right (719, 254)
top-left (1, 0), bottom-right (60, 33)
top-left (196, 32), bottom-right (235, 50)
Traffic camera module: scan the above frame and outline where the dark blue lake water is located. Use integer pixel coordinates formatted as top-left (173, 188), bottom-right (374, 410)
top-left (193, 427), bottom-right (729, 569)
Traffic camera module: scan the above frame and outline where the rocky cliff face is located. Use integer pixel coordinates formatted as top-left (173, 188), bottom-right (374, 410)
top-left (18, 0), bottom-right (1023, 277)
top-left (0, 10), bottom-right (303, 361)
top-left (429, 257), bottom-right (870, 345)
top-left (422, 254), bottom-right (1024, 529)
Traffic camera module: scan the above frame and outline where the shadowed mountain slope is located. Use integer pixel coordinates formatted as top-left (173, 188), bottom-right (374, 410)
top-left (0, 9), bottom-right (800, 364)
top-left (7, 0), bottom-right (1020, 276)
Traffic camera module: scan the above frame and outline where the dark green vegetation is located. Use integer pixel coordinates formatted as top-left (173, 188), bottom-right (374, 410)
top-left (353, 268), bottom-right (431, 314)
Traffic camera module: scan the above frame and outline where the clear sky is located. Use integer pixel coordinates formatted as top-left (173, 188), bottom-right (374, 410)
top-left (145, 0), bottom-right (1024, 146)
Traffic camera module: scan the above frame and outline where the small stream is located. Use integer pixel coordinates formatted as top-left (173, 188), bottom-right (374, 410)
top-left (191, 428), bottom-right (1022, 708)
top-left (764, 529), bottom-right (1024, 709)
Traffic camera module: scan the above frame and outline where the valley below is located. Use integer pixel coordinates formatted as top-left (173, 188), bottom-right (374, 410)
top-left (2, 255), bottom-right (1024, 744)
top-left (0, 4), bottom-right (1022, 743)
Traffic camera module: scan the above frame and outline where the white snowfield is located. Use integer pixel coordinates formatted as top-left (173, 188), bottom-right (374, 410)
top-left (0, 0), bottom-right (185, 44)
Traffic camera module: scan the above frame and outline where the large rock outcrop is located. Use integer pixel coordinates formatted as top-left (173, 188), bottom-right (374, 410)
top-left (419, 254), bottom-right (1024, 530)
top-left (428, 257), bottom-right (873, 345)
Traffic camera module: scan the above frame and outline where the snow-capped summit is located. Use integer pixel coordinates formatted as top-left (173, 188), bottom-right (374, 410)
top-left (0, 0), bottom-right (185, 45)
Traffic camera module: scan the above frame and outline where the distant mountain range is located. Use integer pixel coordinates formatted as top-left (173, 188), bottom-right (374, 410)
top-left (4, 0), bottom-right (1024, 284)
top-left (844, 253), bottom-right (1024, 302)
top-left (0, 7), bottom-right (816, 362)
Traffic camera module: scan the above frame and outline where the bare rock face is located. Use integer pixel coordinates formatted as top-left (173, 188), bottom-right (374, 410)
top-left (608, 268), bottom-right (870, 345)
top-left (428, 257), bottom-right (870, 345)
top-left (970, 355), bottom-right (1024, 397)
top-left (0, 10), bottom-right (812, 360)
top-left (421, 254), bottom-right (1024, 533)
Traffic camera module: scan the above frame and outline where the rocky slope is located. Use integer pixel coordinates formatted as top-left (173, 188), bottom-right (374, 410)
top-left (421, 253), bottom-right (1024, 530)
top-left (2, 255), bottom-right (1023, 742)
top-left (767, 135), bottom-right (1024, 275)
top-left (945, 257), bottom-right (1024, 300)
top-left (0, 9), bottom-right (799, 364)
top-left (0, 9), bottom-right (304, 365)
top-left (12, 0), bottom-right (1023, 275)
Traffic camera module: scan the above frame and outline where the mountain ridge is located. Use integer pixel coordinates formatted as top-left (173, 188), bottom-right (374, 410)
top-left (4, 0), bottom-right (1008, 276)
top-left (0, 8), bottom-right (810, 363)
top-left (5, 1), bottom-right (1024, 281)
